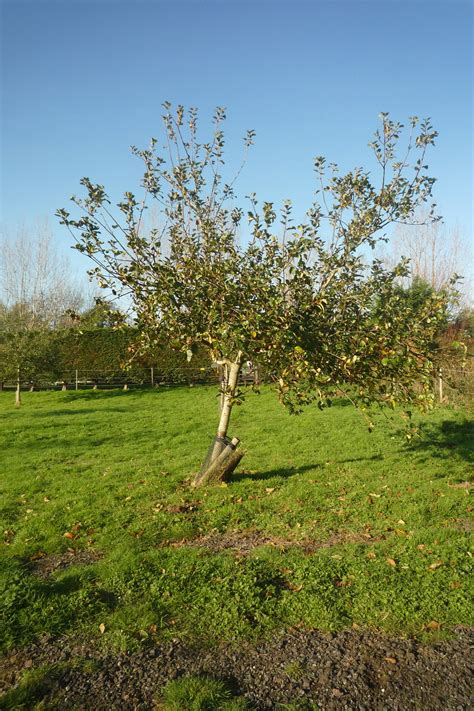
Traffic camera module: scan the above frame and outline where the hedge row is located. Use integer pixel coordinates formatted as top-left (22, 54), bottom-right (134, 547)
top-left (0, 327), bottom-right (214, 385)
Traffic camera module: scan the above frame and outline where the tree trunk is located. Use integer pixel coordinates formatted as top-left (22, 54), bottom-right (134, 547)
top-left (254, 364), bottom-right (261, 386)
top-left (216, 354), bottom-right (242, 440)
top-left (193, 437), bottom-right (242, 487)
top-left (15, 367), bottom-right (21, 408)
top-left (193, 352), bottom-right (244, 486)
top-left (219, 363), bottom-right (228, 413)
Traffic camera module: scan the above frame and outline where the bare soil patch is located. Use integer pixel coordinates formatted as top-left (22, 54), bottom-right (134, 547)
top-left (26, 549), bottom-right (103, 579)
top-left (167, 529), bottom-right (385, 555)
top-left (1, 627), bottom-right (472, 709)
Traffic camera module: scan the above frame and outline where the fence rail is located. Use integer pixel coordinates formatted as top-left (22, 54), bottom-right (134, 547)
top-left (434, 367), bottom-right (474, 404)
top-left (0, 365), bottom-right (260, 391)
top-left (1, 366), bottom-right (472, 403)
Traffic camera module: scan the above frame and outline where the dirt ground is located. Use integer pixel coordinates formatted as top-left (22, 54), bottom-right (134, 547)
top-left (1, 626), bottom-right (472, 709)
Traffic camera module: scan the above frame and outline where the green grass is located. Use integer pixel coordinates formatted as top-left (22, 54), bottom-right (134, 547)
top-left (0, 664), bottom-right (67, 710)
top-left (158, 675), bottom-right (250, 710)
top-left (1, 387), bottom-right (472, 653)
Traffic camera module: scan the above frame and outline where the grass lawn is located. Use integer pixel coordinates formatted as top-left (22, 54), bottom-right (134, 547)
top-left (1, 386), bottom-right (472, 654)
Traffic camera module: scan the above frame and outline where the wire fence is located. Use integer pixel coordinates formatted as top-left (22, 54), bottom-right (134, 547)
top-left (1, 365), bottom-right (472, 405)
top-left (0, 365), bottom-right (261, 391)
top-left (434, 367), bottom-right (474, 405)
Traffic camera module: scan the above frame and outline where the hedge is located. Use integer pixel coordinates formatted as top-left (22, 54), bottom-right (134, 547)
top-left (0, 327), bottom-right (214, 386)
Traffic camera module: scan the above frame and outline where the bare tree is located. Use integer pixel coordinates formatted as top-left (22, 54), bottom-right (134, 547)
top-left (382, 210), bottom-right (471, 303)
top-left (0, 220), bottom-right (86, 328)
top-left (0, 220), bottom-right (88, 405)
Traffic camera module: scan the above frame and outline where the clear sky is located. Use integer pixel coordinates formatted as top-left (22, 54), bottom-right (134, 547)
top-left (1, 0), bottom-right (472, 285)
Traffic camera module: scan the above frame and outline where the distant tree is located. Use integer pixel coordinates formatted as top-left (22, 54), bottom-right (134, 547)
top-left (452, 308), bottom-right (474, 340)
top-left (0, 221), bottom-right (86, 326)
top-left (76, 302), bottom-right (125, 329)
top-left (399, 275), bottom-right (442, 313)
top-left (0, 222), bottom-right (87, 405)
top-left (58, 106), bottom-right (452, 485)
top-left (0, 305), bottom-right (60, 404)
top-left (382, 210), bottom-right (470, 306)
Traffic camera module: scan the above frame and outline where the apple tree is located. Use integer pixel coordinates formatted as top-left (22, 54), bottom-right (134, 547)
top-left (57, 106), bottom-right (451, 485)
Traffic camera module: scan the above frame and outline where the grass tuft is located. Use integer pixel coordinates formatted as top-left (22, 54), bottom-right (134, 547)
top-left (158, 675), bottom-right (250, 710)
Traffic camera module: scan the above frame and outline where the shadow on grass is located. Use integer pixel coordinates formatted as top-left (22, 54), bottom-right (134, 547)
top-left (232, 454), bottom-right (385, 482)
top-left (326, 397), bottom-right (355, 408)
top-left (0, 664), bottom-right (66, 709)
top-left (60, 388), bottom-right (161, 403)
top-left (338, 454), bottom-right (385, 465)
top-left (232, 464), bottom-right (321, 482)
top-left (56, 388), bottom-right (360, 405)
top-left (29, 408), bottom-right (130, 417)
top-left (46, 577), bottom-right (118, 609)
top-left (59, 384), bottom-right (214, 403)
top-left (410, 418), bottom-right (474, 465)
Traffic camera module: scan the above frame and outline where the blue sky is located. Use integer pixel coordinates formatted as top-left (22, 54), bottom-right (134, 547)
top-left (1, 0), bottom-right (472, 285)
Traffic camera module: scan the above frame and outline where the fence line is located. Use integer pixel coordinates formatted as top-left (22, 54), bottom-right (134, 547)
top-left (1, 365), bottom-right (472, 402)
top-left (435, 367), bottom-right (474, 404)
top-left (0, 364), bottom-right (260, 391)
